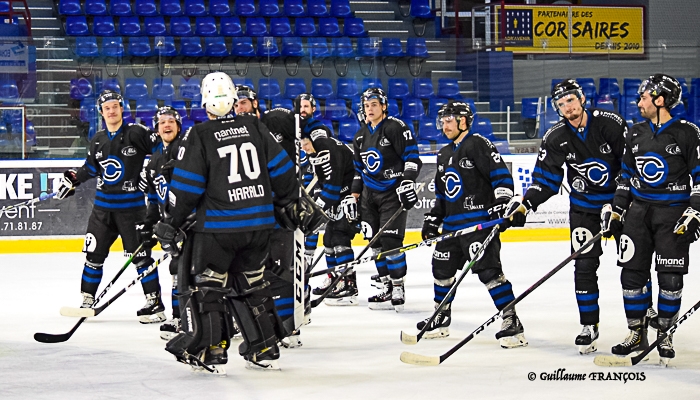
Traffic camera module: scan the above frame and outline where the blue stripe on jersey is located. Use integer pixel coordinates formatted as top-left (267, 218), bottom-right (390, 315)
top-left (444, 210), bottom-right (490, 223)
top-left (321, 190), bottom-right (340, 201)
top-left (94, 199), bottom-right (145, 209)
top-left (173, 168), bottom-right (205, 183)
top-left (171, 180), bottom-right (205, 195)
top-left (275, 297), bottom-right (294, 306)
top-left (490, 168), bottom-right (510, 178)
top-left (491, 178), bottom-right (514, 187)
top-left (205, 204), bottom-right (273, 217)
top-left (436, 192), bottom-right (446, 200)
top-left (631, 187), bottom-right (689, 203)
top-left (270, 159), bottom-right (294, 178)
top-left (203, 216), bottom-right (276, 229)
top-left (534, 166), bottom-right (562, 183)
top-left (533, 176), bottom-right (561, 193)
top-left (95, 191), bottom-right (143, 200)
top-left (267, 151), bottom-right (287, 169)
top-left (362, 172), bottom-right (397, 192)
top-left (86, 163), bottom-right (97, 175)
top-left (570, 197), bottom-right (602, 210)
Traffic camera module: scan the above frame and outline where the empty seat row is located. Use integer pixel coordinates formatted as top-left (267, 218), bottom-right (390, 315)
top-left (59, 0), bottom-right (352, 18)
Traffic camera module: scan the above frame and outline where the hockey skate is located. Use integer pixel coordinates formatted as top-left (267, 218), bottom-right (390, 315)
top-left (137, 292), bottom-right (167, 324)
top-left (611, 324), bottom-right (649, 359)
top-left (368, 278), bottom-right (393, 310)
top-left (324, 272), bottom-right (359, 306)
top-left (647, 307), bottom-right (660, 331)
top-left (312, 273), bottom-right (335, 296)
top-left (496, 313), bottom-right (528, 348)
top-left (189, 341), bottom-right (228, 376)
top-left (80, 292), bottom-right (95, 308)
top-left (245, 345), bottom-right (281, 371)
top-left (370, 273), bottom-right (382, 289)
top-left (575, 324), bottom-right (599, 355)
top-left (657, 330), bottom-right (674, 367)
top-left (160, 318), bottom-right (180, 341)
top-left (391, 279), bottom-right (405, 312)
top-left (280, 330), bottom-right (302, 349)
top-left (304, 286), bottom-right (312, 326)
top-left (416, 305), bottom-right (451, 339)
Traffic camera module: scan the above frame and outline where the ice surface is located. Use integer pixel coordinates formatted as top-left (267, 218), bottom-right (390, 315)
top-left (2, 240), bottom-right (700, 399)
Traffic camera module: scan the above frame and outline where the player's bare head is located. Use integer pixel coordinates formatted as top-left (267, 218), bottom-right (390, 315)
top-left (234, 85), bottom-right (258, 115)
top-left (153, 106), bottom-right (181, 144)
top-left (300, 137), bottom-right (315, 154)
top-left (551, 79), bottom-right (585, 121)
top-left (201, 72), bottom-right (237, 117)
top-left (295, 93), bottom-right (317, 119)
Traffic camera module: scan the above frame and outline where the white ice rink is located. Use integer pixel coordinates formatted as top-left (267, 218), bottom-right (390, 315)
top-left (2, 240), bottom-right (700, 399)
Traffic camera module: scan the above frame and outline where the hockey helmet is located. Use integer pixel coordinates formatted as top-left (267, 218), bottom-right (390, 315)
top-left (551, 79), bottom-right (584, 117)
top-left (235, 85), bottom-right (257, 101)
top-left (152, 106), bottom-right (182, 131)
top-left (294, 93), bottom-right (317, 115)
top-left (359, 87), bottom-right (388, 121)
top-left (201, 72), bottom-right (237, 117)
top-left (436, 100), bottom-right (474, 131)
top-left (97, 90), bottom-right (123, 113)
top-left (637, 73), bottom-right (682, 110)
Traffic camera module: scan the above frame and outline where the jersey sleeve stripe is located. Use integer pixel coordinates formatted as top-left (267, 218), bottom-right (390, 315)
top-left (173, 168), bottom-right (206, 183)
top-left (269, 159), bottom-right (294, 178)
top-left (205, 204), bottom-right (273, 217)
top-left (203, 216), bottom-right (276, 229)
top-left (171, 180), bottom-right (205, 195)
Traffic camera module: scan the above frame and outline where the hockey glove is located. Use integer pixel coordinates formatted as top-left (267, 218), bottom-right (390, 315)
top-left (276, 196), bottom-right (330, 236)
top-left (673, 207), bottom-right (700, 244)
top-left (504, 196), bottom-right (528, 228)
top-left (601, 204), bottom-right (624, 239)
top-left (340, 195), bottom-right (358, 222)
top-left (422, 214), bottom-right (441, 240)
top-left (396, 180), bottom-right (418, 210)
top-left (56, 170), bottom-right (80, 200)
top-left (488, 199), bottom-right (511, 232)
top-left (304, 248), bottom-right (315, 268)
top-left (137, 169), bottom-right (149, 193)
top-left (154, 221), bottom-right (180, 257)
top-left (310, 150), bottom-right (332, 179)
top-left (135, 220), bottom-right (157, 250)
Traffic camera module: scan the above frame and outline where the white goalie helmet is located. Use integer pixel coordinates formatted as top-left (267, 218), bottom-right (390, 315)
top-left (201, 72), bottom-right (237, 116)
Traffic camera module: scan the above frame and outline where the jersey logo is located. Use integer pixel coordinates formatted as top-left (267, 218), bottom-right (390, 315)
top-left (538, 148), bottom-right (547, 161)
top-left (442, 167), bottom-right (463, 201)
top-left (121, 146), bottom-right (137, 156)
top-left (569, 159), bottom-right (610, 187)
top-left (617, 234), bottom-right (635, 264)
top-left (665, 144), bottom-right (681, 155)
top-left (154, 174), bottom-right (168, 202)
top-left (458, 157), bottom-right (474, 169)
top-left (599, 143), bottom-right (612, 154)
top-left (360, 148), bottom-right (383, 174)
top-left (571, 227), bottom-right (594, 254)
top-left (635, 153), bottom-right (667, 187)
top-left (83, 233), bottom-right (97, 253)
top-left (99, 156), bottom-right (124, 184)
top-left (379, 137), bottom-right (391, 146)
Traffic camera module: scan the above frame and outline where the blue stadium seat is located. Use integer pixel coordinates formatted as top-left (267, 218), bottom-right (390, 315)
top-left (179, 77), bottom-right (201, 100)
top-left (413, 78), bottom-right (434, 99)
top-left (134, 0), bottom-right (158, 16)
top-left (25, 121), bottom-right (36, 145)
top-left (406, 37), bottom-right (429, 58)
top-left (331, 37), bottom-right (354, 57)
top-left (93, 16), bottom-right (116, 36)
top-left (401, 97), bottom-right (424, 120)
top-left (388, 78), bottom-right (410, 99)
top-left (75, 36), bottom-right (99, 57)
top-left (691, 78), bottom-right (700, 97)
top-left (410, 0), bottom-right (433, 18)
top-left (156, 36), bottom-right (177, 56)
top-left (539, 100), bottom-right (560, 137)
top-left (257, 37), bottom-right (280, 57)
top-left (246, 17), bottom-right (268, 37)
top-left (670, 102), bottom-right (687, 119)
top-left (418, 116), bottom-right (443, 143)
top-left (160, 0), bottom-right (184, 16)
top-left (325, 97), bottom-right (348, 120)
top-left (102, 78), bottom-right (121, 93)
top-left (678, 77), bottom-right (689, 100)
top-left (622, 96), bottom-right (641, 125)
top-left (337, 78), bottom-right (358, 100)
top-left (357, 37), bottom-right (379, 57)
top-left (110, 0), bottom-right (133, 16)
top-left (196, 17), bottom-right (218, 36)
top-left (59, 0), bottom-right (82, 16)
top-left (362, 78), bottom-right (382, 91)
top-left (124, 78), bottom-right (149, 100)
top-left (271, 97), bottom-right (293, 110)
top-left (284, 0), bottom-right (306, 17)
top-left (319, 17), bottom-right (341, 37)
top-left (308, 37), bottom-right (330, 58)
top-left (171, 100), bottom-right (188, 118)
top-left (136, 99), bottom-right (159, 122)
top-left (80, 98), bottom-right (97, 122)
top-left (119, 102), bottom-right (134, 125)
top-left (344, 18), bottom-right (367, 37)
top-left (427, 97), bottom-right (447, 117)
top-left (330, 0), bottom-right (351, 18)
top-left (284, 78), bottom-right (306, 99)
top-left (180, 37), bottom-right (204, 57)
top-left (576, 78), bottom-right (597, 102)
top-left (231, 37), bottom-right (255, 57)
top-left (387, 99), bottom-right (399, 117)
top-left (520, 97), bottom-right (539, 120)
top-left (598, 78), bottom-right (620, 103)
top-left (85, 0), bottom-right (108, 16)
top-left (259, 0), bottom-right (281, 17)
top-left (338, 116), bottom-right (359, 143)
top-left (220, 17), bottom-right (242, 36)
top-left (688, 97), bottom-right (700, 125)
top-left (128, 36), bottom-right (152, 57)
top-left (185, 0), bottom-right (207, 17)
top-left (281, 37), bottom-right (305, 57)
top-left (70, 78), bottom-right (93, 100)
top-left (471, 116), bottom-right (494, 139)
top-left (171, 17), bottom-right (193, 36)
top-left (152, 78), bottom-right (175, 100)
top-left (190, 101), bottom-right (208, 121)
top-left (623, 78), bottom-right (642, 96)
top-left (181, 118), bottom-right (194, 132)
top-left (210, 0), bottom-right (232, 17)
top-left (232, 78), bottom-right (255, 89)
top-left (437, 78), bottom-right (461, 99)
top-left (102, 37), bottom-right (124, 57)
top-left (119, 16), bottom-right (142, 36)
top-left (235, 0), bottom-right (256, 16)
top-left (144, 16), bottom-right (166, 36)
top-left (311, 78), bottom-right (333, 99)
top-left (257, 99), bottom-right (268, 113)
top-left (258, 79), bottom-right (281, 99)
top-left (308, 0), bottom-right (329, 17)
top-left (381, 37), bottom-right (404, 57)
top-left (295, 18), bottom-right (317, 36)
top-left (270, 17), bottom-right (292, 36)
top-left (205, 36), bottom-right (229, 57)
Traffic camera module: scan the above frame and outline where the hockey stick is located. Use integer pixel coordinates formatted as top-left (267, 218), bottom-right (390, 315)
top-left (310, 206), bottom-right (405, 308)
top-left (1, 192), bottom-right (55, 212)
top-left (400, 231), bottom-right (603, 366)
top-left (34, 242), bottom-right (146, 343)
top-left (593, 297), bottom-right (700, 367)
top-left (57, 252), bottom-right (171, 318)
top-left (292, 113), bottom-right (306, 329)
top-left (401, 224), bottom-right (501, 345)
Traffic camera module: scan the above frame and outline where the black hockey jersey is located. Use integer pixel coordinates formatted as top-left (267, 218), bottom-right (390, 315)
top-left (167, 114), bottom-right (299, 232)
top-left (144, 136), bottom-right (181, 224)
top-left (524, 108), bottom-right (626, 213)
top-left (260, 107), bottom-right (296, 161)
top-left (614, 117), bottom-right (700, 210)
top-left (351, 116), bottom-right (422, 193)
top-left (308, 134), bottom-right (355, 212)
top-left (428, 134), bottom-right (514, 232)
top-left (75, 122), bottom-right (159, 212)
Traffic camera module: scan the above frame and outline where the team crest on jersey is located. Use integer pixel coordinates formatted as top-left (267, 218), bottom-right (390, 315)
top-left (458, 157), bottom-right (474, 169)
top-left (538, 148), bottom-right (547, 161)
top-left (442, 167), bottom-right (463, 202)
top-left (571, 227), bottom-right (594, 254)
top-left (360, 148), bottom-right (383, 173)
top-left (635, 153), bottom-right (667, 187)
top-left (572, 177), bottom-right (586, 192)
top-left (121, 146), bottom-right (137, 156)
top-left (665, 144), bottom-right (681, 155)
top-left (379, 137), bottom-right (391, 147)
top-left (599, 143), bottom-right (612, 154)
top-left (99, 156), bottom-right (124, 184)
top-left (152, 175), bottom-right (168, 201)
top-left (569, 159), bottom-right (610, 187)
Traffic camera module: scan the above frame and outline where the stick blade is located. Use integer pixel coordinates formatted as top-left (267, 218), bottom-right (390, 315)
top-left (60, 306), bottom-right (95, 318)
top-left (400, 351), bottom-right (440, 366)
top-left (34, 332), bottom-right (70, 344)
top-left (593, 354), bottom-right (633, 367)
top-left (400, 331), bottom-right (418, 345)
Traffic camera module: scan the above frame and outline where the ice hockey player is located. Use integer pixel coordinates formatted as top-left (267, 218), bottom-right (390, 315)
top-left (56, 90), bottom-right (164, 323)
top-left (137, 106), bottom-right (185, 338)
top-left (418, 101), bottom-right (527, 348)
top-left (154, 72), bottom-right (326, 373)
top-left (504, 79), bottom-right (629, 354)
top-left (297, 93), bottom-right (358, 305)
top-left (343, 87), bottom-right (421, 312)
top-left (601, 74), bottom-right (700, 366)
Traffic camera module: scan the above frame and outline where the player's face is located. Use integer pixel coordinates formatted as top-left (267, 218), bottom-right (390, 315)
top-left (157, 115), bottom-right (179, 144)
top-left (441, 115), bottom-right (462, 140)
top-left (301, 138), bottom-right (315, 154)
top-left (364, 99), bottom-right (386, 126)
top-left (637, 91), bottom-right (662, 119)
top-left (235, 98), bottom-right (255, 114)
top-left (555, 94), bottom-right (584, 121)
top-left (299, 100), bottom-right (314, 118)
top-left (100, 100), bottom-right (123, 126)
